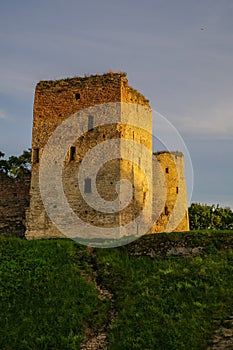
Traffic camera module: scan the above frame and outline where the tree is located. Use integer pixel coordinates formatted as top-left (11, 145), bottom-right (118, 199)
top-left (0, 151), bottom-right (9, 174)
top-left (0, 149), bottom-right (31, 178)
top-left (189, 203), bottom-right (233, 230)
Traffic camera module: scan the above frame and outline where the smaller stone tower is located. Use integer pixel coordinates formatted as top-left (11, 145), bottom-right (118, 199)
top-left (152, 151), bottom-right (189, 232)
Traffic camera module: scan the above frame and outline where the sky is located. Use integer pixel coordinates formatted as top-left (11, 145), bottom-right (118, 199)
top-left (0, 0), bottom-right (232, 208)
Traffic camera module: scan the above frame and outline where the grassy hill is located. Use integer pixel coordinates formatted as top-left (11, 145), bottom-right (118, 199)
top-left (0, 231), bottom-right (233, 349)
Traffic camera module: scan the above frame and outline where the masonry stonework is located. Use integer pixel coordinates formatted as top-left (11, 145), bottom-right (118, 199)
top-left (152, 151), bottom-right (189, 233)
top-left (25, 72), bottom-right (189, 240)
top-left (0, 172), bottom-right (30, 237)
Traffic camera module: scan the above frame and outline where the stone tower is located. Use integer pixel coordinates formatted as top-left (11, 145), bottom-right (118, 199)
top-left (26, 72), bottom-right (189, 241)
top-left (26, 72), bottom-right (154, 240)
top-left (152, 151), bottom-right (190, 233)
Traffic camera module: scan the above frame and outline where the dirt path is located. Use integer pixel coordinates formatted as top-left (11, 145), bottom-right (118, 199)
top-left (81, 248), bottom-right (116, 350)
top-left (207, 317), bottom-right (233, 349)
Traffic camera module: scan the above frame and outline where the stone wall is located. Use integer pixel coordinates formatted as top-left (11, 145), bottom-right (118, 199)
top-left (0, 172), bottom-right (30, 237)
top-left (125, 231), bottom-right (233, 257)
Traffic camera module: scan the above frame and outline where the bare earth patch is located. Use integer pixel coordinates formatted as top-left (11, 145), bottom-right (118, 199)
top-left (208, 317), bottom-right (233, 349)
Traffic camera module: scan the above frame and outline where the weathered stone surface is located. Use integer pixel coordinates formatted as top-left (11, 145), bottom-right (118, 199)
top-left (0, 171), bottom-right (30, 237)
top-left (26, 73), bottom-right (155, 239)
top-left (125, 231), bottom-right (233, 257)
top-left (152, 151), bottom-right (189, 233)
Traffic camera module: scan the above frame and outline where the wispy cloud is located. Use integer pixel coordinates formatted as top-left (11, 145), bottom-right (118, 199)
top-left (172, 101), bottom-right (233, 139)
top-left (0, 109), bottom-right (8, 120)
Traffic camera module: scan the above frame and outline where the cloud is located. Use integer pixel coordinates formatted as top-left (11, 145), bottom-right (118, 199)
top-left (177, 101), bottom-right (233, 139)
top-left (0, 109), bottom-right (8, 120)
top-left (156, 95), bottom-right (233, 140)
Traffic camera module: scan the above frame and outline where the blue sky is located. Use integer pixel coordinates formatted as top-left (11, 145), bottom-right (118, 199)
top-left (0, 0), bottom-right (232, 208)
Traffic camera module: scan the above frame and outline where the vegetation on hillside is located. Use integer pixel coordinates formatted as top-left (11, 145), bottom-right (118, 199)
top-left (0, 233), bottom-right (233, 349)
top-left (0, 150), bottom-right (31, 178)
top-left (96, 246), bottom-right (233, 349)
top-left (0, 238), bottom-right (109, 350)
top-left (189, 203), bottom-right (233, 230)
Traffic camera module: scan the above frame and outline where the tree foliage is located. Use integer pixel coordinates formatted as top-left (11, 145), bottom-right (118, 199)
top-left (189, 203), bottom-right (233, 230)
top-left (0, 149), bottom-right (31, 178)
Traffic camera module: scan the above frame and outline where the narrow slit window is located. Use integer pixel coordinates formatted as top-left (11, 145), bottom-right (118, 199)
top-left (176, 187), bottom-right (179, 194)
top-left (75, 93), bottom-right (80, 100)
top-left (84, 178), bottom-right (92, 193)
top-left (70, 146), bottom-right (76, 161)
top-left (88, 115), bottom-right (94, 131)
top-left (143, 192), bottom-right (146, 203)
top-left (165, 167), bottom-right (169, 174)
top-left (33, 148), bottom-right (39, 163)
top-left (165, 206), bottom-right (169, 215)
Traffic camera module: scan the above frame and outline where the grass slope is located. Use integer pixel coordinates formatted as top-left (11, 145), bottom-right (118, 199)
top-left (0, 238), bottom-right (108, 350)
top-left (95, 247), bottom-right (233, 349)
top-left (0, 232), bottom-right (233, 349)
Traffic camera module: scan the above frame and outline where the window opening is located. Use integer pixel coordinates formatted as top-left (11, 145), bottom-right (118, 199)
top-left (70, 146), bottom-right (76, 161)
top-left (33, 148), bottom-right (39, 163)
top-left (88, 115), bottom-right (94, 131)
top-left (84, 178), bottom-right (92, 193)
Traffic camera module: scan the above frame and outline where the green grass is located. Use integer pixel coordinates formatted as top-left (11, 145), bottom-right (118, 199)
top-left (95, 246), bottom-right (233, 349)
top-left (0, 237), bottom-right (109, 350)
top-left (0, 232), bottom-right (233, 349)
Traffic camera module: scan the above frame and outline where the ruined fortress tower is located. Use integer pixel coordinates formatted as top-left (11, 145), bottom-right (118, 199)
top-left (26, 72), bottom-right (189, 240)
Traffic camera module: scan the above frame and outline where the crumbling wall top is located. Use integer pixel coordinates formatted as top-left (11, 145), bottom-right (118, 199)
top-left (35, 71), bottom-right (149, 105)
top-left (154, 151), bottom-right (184, 158)
top-left (36, 71), bottom-right (126, 91)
